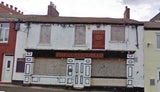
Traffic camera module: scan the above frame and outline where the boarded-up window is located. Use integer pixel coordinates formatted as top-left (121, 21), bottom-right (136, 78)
top-left (92, 30), bottom-right (105, 49)
top-left (91, 59), bottom-right (126, 77)
top-left (74, 25), bottom-right (86, 45)
top-left (157, 34), bottom-right (160, 49)
top-left (111, 25), bottom-right (125, 41)
top-left (39, 25), bottom-right (51, 44)
top-left (34, 58), bottom-right (67, 75)
top-left (16, 58), bottom-right (25, 72)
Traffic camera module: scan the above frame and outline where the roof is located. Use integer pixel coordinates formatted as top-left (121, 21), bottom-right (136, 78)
top-left (144, 22), bottom-right (160, 30)
top-left (0, 15), bottom-right (143, 25)
top-left (150, 12), bottom-right (160, 22)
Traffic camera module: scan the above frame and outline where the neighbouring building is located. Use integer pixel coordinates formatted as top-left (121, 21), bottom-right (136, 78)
top-left (0, 2), bottom-right (144, 91)
top-left (0, 1), bottom-right (22, 83)
top-left (144, 13), bottom-right (160, 92)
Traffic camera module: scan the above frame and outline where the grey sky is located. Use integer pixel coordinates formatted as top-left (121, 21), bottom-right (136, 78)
top-left (2, 0), bottom-right (160, 21)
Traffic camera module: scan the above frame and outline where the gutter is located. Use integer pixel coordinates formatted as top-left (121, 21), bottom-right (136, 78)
top-left (0, 18), bottom-right (19, 22)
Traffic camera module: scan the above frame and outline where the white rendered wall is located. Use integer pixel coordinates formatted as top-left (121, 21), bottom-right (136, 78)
top-left (13, 24), bottom-right (28, 80)
top-left (13, 23), bottom-right (144, 87)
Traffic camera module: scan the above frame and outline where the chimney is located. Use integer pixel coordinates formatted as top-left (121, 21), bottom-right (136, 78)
top-left (47, 1), bottom-right (59, 17)
top-left (124, 6), bottom-right (130, 19)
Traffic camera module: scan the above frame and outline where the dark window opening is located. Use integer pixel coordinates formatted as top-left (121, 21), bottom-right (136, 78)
top-left (16, 58), bottom-right (25, 72)
top-left (7, 60), bottom-right (11, 68)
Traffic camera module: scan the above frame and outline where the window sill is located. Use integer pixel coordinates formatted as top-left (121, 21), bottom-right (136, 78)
top-left (0, 42), bottom-right (9, 46)
top-left (156, 48), bottom-right (160, 51)
top-left (0, 41), bottom-right (8, 43)
top-left (16, 71), bottom-right (24, 73)
top-left (109, 41), bottom-right (127, 43)
top-left (38, 43), bottom-right (52, 46)
top-left (73, 44), bottom-right (87, 47)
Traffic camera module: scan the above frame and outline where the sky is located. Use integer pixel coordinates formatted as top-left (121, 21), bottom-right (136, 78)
top-left (2, 0), bottom-right (160, 21)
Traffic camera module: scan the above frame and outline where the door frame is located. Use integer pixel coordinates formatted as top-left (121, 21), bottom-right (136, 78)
top-left (66, 58), bottom-right (91, 88)
top-left (1, 54), bottom-right (14, 82)
top-left (157, 68), bottom-right (160, 92)
top-left (73, 59), bottom-right (85, 88)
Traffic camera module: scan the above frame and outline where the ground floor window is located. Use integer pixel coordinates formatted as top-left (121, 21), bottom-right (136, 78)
top-left (16, 58), bottom-right (25, 72)
top-left (91, 58), bottom-right (126, 78)
top-left (33, 58), bottom-right (67, 75)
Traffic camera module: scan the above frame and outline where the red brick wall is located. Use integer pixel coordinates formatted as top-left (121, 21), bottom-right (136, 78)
top-left (0, 22), bottom-right (17, 81)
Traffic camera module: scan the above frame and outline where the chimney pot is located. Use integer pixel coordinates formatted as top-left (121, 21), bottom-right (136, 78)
top-left (50, 1), bottom-right (54, 6)
top-left (15, 7), bottom-right (17, 11)
top-left (1, 1), bottom-right (4, 5)
top-left (6, 4), bottom-right (8, 7)
top-left (10, 5), bottom-right (13, 9)
top-left (18, 10), bottom-right (21, 13)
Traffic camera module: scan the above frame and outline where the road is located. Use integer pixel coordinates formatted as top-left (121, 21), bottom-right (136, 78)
top-left (0, 84), bottom-right (113, 92)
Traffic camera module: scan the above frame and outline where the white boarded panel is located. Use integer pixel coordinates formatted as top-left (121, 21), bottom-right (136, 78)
top-left (127, 59), bottom-right (134, 65)
top-left (25, 64), bottom-right (30, 74)
top-left (127, 66), bottom-right (133, 78)
top-left (85, 65), bottom-right (91, 77)
top-left (25, 77), bottom-right (29, 82)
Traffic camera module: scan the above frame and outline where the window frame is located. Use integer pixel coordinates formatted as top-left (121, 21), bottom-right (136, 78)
top-left (156, 33), bottom-right (160, 50)
top-left (0, 23), bottom-right (10, 43)
top-left (110, 25), bottom-right (125, 42)
top-left (74, 24), bottom-right (86, 46)
top-left (39, 24), bottom-right (51, 45)
top-left (92, 30), bottom-right (105, 49)
top-left (16, 58), bottom-right (25, 73)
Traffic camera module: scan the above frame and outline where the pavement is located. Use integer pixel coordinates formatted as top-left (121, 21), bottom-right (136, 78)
top-left (0, 84), bottom-right (113, 92)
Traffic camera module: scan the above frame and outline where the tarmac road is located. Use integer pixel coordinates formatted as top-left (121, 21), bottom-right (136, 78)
top-left (0, 84), bottom-right (113, 92)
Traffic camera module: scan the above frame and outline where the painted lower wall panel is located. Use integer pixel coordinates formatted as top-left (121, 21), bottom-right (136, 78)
top-left (91, 78), bottom-right (126, 87)
top-left (30, 75), bottom-right (66, 85)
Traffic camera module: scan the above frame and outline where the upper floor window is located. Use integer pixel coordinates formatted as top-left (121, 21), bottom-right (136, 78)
top-left (39, 25), bottom-right (51, 44)
top-left (111, 25), bottom-right (125, 42)
top-left (74, 24), bottom-right (86, 45)
top-left (92, 30), bottom-right (105, 49)
top-left (0, 23), bottom-right (10, 43)
top-left (156, 34), bottom-right (160, 49)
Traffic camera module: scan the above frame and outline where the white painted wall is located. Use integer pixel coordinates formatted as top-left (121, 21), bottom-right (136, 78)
top-left (13, 24), bottom-right (28, 81)
top-left (133, 26), bottom-right (144, 88)
top-left (13, 23), bottom-right (144, 87)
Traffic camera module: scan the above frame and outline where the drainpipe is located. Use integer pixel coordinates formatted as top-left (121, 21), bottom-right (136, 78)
top-left (136, 25), bottom-right (139, 49)
top-left (26, 22), bottom-right (31, 37)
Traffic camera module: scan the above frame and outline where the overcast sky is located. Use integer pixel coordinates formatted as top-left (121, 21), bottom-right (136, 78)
top-left (2, 0), bottom-right (160, 21)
